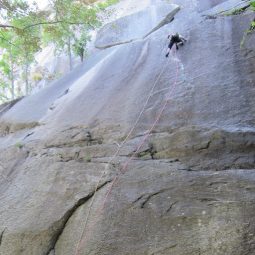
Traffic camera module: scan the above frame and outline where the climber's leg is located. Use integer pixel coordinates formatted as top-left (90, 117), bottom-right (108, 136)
top-left (166, 41), bottom-right (174, 57)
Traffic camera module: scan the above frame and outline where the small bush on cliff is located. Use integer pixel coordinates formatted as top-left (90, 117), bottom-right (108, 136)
top-left (228, 7), bottom-right (246, 15)
top-left (251, 1), bottom-right (255, 10)
top-left (85, 155), bottom-right (91, 162)
top-left (240, 1), bottom-right (255, 47)
top-left (250, 20), bottom-right (255, 31)
top-left (15, 142), bottom-right (23, 149)
top-left (97, 0), bottom-right (119, 10)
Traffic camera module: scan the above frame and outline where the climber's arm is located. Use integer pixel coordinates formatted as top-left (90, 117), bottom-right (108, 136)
top-left (179, 35), bottom-right (187, 42)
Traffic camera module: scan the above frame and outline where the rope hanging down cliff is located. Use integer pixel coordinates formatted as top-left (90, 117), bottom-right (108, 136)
top-left (74, 45), bottom-right (181, 255)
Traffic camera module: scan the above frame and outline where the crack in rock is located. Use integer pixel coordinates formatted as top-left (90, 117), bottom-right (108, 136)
top-left (58, 88), bottom-right (69, 99)
top-left (151, 244), bottom-right (178, 254)
top-left (48, 249), bottom-right (55, 255)
top-left (23, 131), bottom-right (35, 140)
top-left (0, 228), bottom-right (6, 246)
top-left (134, 189), bottom-right (171, 209)
top-left (143, 7), bottom-right (180, 38)
top-left (46, 180), bottom-right (111, 255)
top-left (132, 195), bottom-right (144, 204)
top-left (96, 39), bottom-right (134, 49)
top-left (166, 201), bottom-right (178, 213)
top-left (198, 198), bottom-right (220, 202)
top-left (44, 137), bottom-right (103, 149)
top-left (208, 181), bottom-right (228, 186)
top-left (178, 168), bottom-right (196, 171)
top-left (141, 191), bottom-right (162, 208)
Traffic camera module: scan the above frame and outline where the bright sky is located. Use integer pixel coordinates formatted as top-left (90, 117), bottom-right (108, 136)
top-left (26, 0), bottom-right (49, 9)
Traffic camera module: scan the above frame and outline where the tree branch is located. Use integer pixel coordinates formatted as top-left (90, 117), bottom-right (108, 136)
top-left (23, 20), bottom-right (87, 30)
top-left (0, 24), bottom-right (17, 29)
top-left (0, 32), bottom-right (20, 48)
top-left (0, 20), bottom-right (90, 31)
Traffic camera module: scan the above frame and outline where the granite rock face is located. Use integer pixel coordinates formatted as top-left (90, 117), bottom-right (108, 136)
top-left (95, 3), bottom-right (180, 48)
top-left (0, 0), bottom-right (255, 254)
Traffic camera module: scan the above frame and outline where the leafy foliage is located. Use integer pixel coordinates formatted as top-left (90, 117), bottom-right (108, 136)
top-left (42, 0), bottom-right (100, 56)
top-left (97, 0), bottom-right (119, 10)
top-left (0, 0), bottom-right (119, 103)
top-left (250, 1), bottom-right (255, 10)
top-left (250, 20), bottom-right (255, 30)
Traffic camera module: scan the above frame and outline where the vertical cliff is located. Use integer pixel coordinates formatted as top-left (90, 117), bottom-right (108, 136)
top-left (0, 0), bottom-right (254, 254)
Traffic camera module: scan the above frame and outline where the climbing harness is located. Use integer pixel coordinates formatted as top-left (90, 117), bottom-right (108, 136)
top-left (74, 47), bottom-right (180, 255)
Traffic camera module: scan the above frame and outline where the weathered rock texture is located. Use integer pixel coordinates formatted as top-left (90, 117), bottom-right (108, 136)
top-left (0, 0), bottom-right (255, 254)
top-left (95, 3), bottom-right (180, 48)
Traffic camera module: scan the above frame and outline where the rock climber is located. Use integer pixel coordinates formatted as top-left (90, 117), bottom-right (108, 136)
top-left (165, 32), bottom-right (187, 57)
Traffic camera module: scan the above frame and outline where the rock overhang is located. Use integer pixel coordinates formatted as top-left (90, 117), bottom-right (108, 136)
top-left (95, 3), bottom-right (180, 49)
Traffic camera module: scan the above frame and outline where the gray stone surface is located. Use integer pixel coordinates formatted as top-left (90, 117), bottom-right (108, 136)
top-left (95, 3), bottom-right (180, 49)
top-left (56, 163), bottom-right (255, 255)
top-left (0, 0), bottom-right (255, 254)
top-left (202, 0), bottom-right (251, 16)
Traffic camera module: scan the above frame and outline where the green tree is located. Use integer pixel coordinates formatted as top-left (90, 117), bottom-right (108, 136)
top-left (0, 0), bottom-right (119, 103)
top-left (42, 0), bottom-right (100, 70)
top-left (73, 32), bottom-right (91, 63)
top-left (0, 29), bottom-right (19, 100)
top-left (1, 0), bottom-right (43, 96)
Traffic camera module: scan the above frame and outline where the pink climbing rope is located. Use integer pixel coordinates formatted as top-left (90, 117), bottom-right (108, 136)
top-left (100, 48), bottom-right (180, 210)
top-left (74, 49), bottom-right (172, 255)
top-left (74, 47), bottom-right (180, 255)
